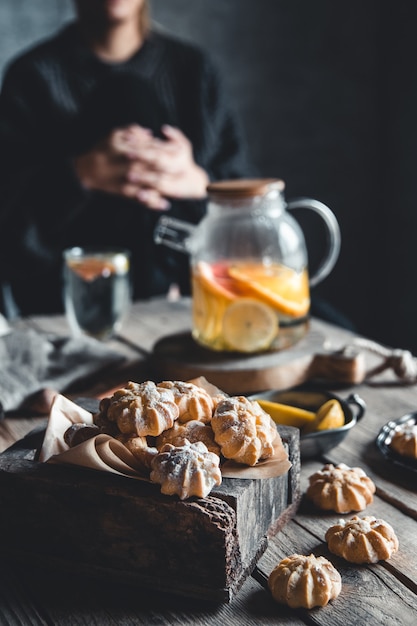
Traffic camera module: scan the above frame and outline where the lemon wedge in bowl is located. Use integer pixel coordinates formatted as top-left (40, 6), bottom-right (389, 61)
top-left (257, 397), bottom-right (344, 433)
top-left (251, 390), bottom-right (366, 458)
top-left (256, 399), bottom-right (316, 429)
top-left (302, 399), bottom-right (345, 434)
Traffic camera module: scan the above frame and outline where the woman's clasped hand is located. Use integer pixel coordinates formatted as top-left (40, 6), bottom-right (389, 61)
top-left (74, 123), bottom-right (210, 211)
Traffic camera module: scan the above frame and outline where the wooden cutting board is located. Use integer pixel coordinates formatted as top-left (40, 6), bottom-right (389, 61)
top-left (150, 326), bottom-right (366, 395)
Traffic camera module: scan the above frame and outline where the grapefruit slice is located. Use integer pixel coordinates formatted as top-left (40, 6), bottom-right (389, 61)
top-left (195, 261), bottom-right (237, 301)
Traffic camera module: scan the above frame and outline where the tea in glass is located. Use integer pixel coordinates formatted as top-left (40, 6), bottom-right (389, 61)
top-left (63, 247), bottom-right (131, 340)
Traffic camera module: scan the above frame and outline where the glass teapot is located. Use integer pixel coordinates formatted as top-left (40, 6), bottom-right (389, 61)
top-left (154, 178), bottom-right (341, 353)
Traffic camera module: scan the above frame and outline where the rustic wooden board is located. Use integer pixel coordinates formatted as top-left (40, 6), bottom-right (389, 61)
top-left (0, 422), bottom-right (300, 603)
top-left (150, 329), bottom-right (365, 395)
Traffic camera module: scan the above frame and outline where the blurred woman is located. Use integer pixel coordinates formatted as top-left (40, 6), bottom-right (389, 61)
top-left (0, 0), bottom-right (253, 316)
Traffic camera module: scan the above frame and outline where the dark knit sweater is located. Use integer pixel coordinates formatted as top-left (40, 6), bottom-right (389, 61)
top-left (0, 22), bottom-right (253, 316)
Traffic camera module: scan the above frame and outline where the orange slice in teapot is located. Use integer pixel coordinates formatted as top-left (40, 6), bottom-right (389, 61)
top-left (227, 263), bottom-right (310, 317)
top-left (222, 298), bottom-right (278, 352)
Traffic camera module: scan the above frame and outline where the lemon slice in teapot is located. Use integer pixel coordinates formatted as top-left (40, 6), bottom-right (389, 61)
top-left (222, 298), bottom-right (278, 352)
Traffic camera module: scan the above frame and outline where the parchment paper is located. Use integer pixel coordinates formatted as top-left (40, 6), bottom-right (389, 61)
top-left (40, 381), bottom-right (292, 482)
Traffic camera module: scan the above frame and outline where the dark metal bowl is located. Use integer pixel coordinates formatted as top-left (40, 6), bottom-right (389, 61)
top-left (376, 412), bottom-right (417, 473)
top-left (249, 388), bottom-right (366, 459)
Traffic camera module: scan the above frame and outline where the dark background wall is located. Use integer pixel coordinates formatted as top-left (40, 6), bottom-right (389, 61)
top-left (1, 0), bottom-right (417, 353)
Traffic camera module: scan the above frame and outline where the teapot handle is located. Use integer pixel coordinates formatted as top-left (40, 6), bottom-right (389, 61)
top-left (153, 215), bottom-right (194, 254)
top-left (286, 197), bottom-right (341, 287)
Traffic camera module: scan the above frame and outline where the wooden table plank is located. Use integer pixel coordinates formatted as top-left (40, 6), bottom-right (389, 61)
top-left (297, 460), bottom-right (417, 591)
top-left (320, 386), bottom-right (417, 518)
top-left (0, 568), bottom-right (48, 626)
top-left (256, 521), bottom-right (417, 626)
top-left (325, 438), bottom-right (417, 519)
top-left (118, 296), bottom-right (193, 352)
top-left (1, 300), bottom-right (417, 624)
top-left (1, 560), bottom-right (306, 626)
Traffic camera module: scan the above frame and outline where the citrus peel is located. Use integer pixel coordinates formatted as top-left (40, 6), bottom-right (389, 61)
top-left (258, 398), bottom-right (345, 433)
top-left (195, 261), bottom-right (237, 301)
top-left (227, 266), bottom-right (310, 317)
top-left (303, 399), bottom-right (345, 433)
top-left (256, 400), bottom-right (316, 428)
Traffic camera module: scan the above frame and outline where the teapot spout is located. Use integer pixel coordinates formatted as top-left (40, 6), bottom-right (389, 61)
top-left (154, 215), bottom-right (195, 254)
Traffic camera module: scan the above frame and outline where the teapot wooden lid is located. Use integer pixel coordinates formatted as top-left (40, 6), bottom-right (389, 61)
top-left (207, 178), bottom-right (285, 199)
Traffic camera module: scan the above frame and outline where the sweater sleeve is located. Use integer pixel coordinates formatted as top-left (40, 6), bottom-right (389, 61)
top-left (0, 58), bottom-right (90, 264)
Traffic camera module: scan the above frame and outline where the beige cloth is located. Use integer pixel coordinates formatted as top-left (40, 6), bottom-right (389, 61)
top-left (40, 393), bottom-right (292, 481)
top-left (0, 327), bottom-right (125, 414)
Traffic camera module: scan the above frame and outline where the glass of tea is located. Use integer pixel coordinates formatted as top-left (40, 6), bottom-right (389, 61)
top-left (63, 247), bottom-right (131, 340)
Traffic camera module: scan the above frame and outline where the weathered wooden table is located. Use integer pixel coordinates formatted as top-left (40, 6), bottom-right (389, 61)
top-left (0, 298), bottom-right (416, 626)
